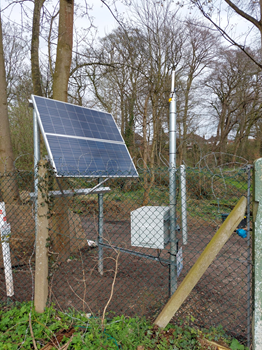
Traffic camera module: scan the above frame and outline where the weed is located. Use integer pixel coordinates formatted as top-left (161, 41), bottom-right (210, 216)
top-left (0, 301), bottom-right (247, 350)
top-left (230, 338), bottom-right (249, 350)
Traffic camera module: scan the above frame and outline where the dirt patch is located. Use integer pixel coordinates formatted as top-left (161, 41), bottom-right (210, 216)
top-left (0, 204), bottom-right (35, 268)
top-left (0, 204), bottom-right (87, 270)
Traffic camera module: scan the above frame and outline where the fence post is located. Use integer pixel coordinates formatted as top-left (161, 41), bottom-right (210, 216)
top-left (180, 165), bottom-right (187, 245)
top-left (98, 177), bottom-right (104, 275)
top-left (252, 158), bottom-right (262, 350)
top-left (34, 160), bottom-right (49, 313)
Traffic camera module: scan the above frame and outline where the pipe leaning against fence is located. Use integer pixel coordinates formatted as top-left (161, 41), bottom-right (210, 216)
top-left (154, 196), bottom-right (247, 328)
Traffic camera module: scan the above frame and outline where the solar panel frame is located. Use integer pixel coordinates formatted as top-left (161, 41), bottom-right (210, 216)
top-left (31, 95), bottom-right (138, 178)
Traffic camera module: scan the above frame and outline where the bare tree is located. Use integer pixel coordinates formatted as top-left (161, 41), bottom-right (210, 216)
top-left (230, 51), bottom-right (262, 161)
top-left (53, 0), bottom-right (74, 102)
top-left (0, 12), bottom-right (20, 203)
top-left (1, 22), bottom-right (28, 103)
top-left (9, 71), bottom-right (34, 169)
top-left (177, 20), bottom-right (218, 165)
top-left (190, 0), bottom-right (262, 68)
top-left (206, 47), bottom-right (262, 164)
top-left (31, 0), bottom-right (45, 96)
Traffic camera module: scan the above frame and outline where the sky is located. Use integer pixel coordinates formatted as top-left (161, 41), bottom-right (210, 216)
top-left (0, 0), bottom-right (120, 36)
top-left (1, 0), bottom-right (254, 34)
top-left (0, 0), bottom-right (259, 140)
top-left (0, 0), bottom-right (256, 49)
top-left (88, 0), bottom-right (126, 37)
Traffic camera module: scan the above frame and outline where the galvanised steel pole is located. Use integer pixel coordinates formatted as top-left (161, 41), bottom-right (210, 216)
top-left (252, 158), bottom-right (262, 350)
top-left (246, 166), bottom-right (252, 348)
top-left (33, 108), bottom-right (40, 238)
top-left (169, 70), bottom-right (177, 295)
top-left (180, 164), bottom-right (187, 245)
top-left (98, 177), bottom-right (104, 275)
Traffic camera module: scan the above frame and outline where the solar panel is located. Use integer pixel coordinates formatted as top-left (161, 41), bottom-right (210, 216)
top-left (32, 95), bottom-right (138, 177)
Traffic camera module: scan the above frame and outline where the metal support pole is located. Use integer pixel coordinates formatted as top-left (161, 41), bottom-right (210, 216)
top-left (246, 166), bottom-right (252, 348)
top-left (98, 177), bottom-right (104, 275)
top-left (252, 158), bottom-right (262, 350)
top-left (169, 70), bottom-right (177, 295)
top-left (33, 109), bottom-right (40, 237)
top-left (180, 165), bottom-right (187, 245)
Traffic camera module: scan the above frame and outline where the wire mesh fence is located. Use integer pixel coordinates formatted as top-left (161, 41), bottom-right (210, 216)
top-left (0, 164), bottom-right (253, 346)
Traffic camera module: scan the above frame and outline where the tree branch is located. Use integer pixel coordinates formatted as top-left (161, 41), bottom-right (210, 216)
top-left (192, 1), bottom-right (262, 69)
top-left (224, 0), bottom-right (262, 32)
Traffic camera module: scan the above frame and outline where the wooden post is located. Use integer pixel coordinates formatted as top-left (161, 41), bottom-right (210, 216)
top-left (34, 160), bottom-right (49, 313)
top-left (154, 196), bottom-right (247, 328)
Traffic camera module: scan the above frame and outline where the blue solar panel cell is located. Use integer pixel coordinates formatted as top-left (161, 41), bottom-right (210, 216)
top-left (37, 106), bottom-right (48, 114)
top-left (34, 96), bottom-right (123, 142)
top-left (32, 95), bottom-right (138, 177)
top-left (45, 135), bottom-right (136, 177)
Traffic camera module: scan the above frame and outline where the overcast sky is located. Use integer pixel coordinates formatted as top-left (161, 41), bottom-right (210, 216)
top-left (0, 0), bottom-right (258, 139)
top-left (1, 0), bottom-right (255, 42)
top-left (0, 0), bottom-right (120, 34)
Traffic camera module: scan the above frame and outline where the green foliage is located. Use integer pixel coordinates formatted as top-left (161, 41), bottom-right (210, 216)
top-left (0, 302), bottom-right (246, 350)
top-left (230, 338), bottom-right (249, 350)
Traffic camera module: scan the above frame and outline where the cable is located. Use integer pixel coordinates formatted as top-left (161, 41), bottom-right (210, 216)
top-left (157, 249), bottom-right (170, 267)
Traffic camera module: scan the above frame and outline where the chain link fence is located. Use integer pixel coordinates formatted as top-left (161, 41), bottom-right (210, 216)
top-left (0, 164), bottom-right (253, 346)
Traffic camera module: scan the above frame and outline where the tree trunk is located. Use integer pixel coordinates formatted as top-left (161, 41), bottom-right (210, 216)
top-left (31, 0), bottom-right (45, 96)
top-left (53, 0), bottom-right (74, 102)
top-left (232, 136), bottom-right (242, 163)
top-left (50, 0), bottom-right (74, 260)
top-left (0, 14), bottom-right (20, 204)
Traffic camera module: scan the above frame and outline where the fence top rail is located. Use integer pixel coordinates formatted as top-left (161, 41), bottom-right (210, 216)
top-left (29, 187), bottom-right (111, 199)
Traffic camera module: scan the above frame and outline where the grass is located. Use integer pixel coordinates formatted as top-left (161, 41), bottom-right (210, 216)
top-left (69, 181), bottom-right (245, 226)
top-left (0, 301), bottom-right (248, 350)
top-left (21, 166), bottom-right (247, 226)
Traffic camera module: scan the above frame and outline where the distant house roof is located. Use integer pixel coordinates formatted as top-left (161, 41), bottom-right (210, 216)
top-left (206, 136), bottom-right (234, 144)
top-left (187, 133), bottom-right (206, 143)
top-left (206, 135), bottom-right (219, 143)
